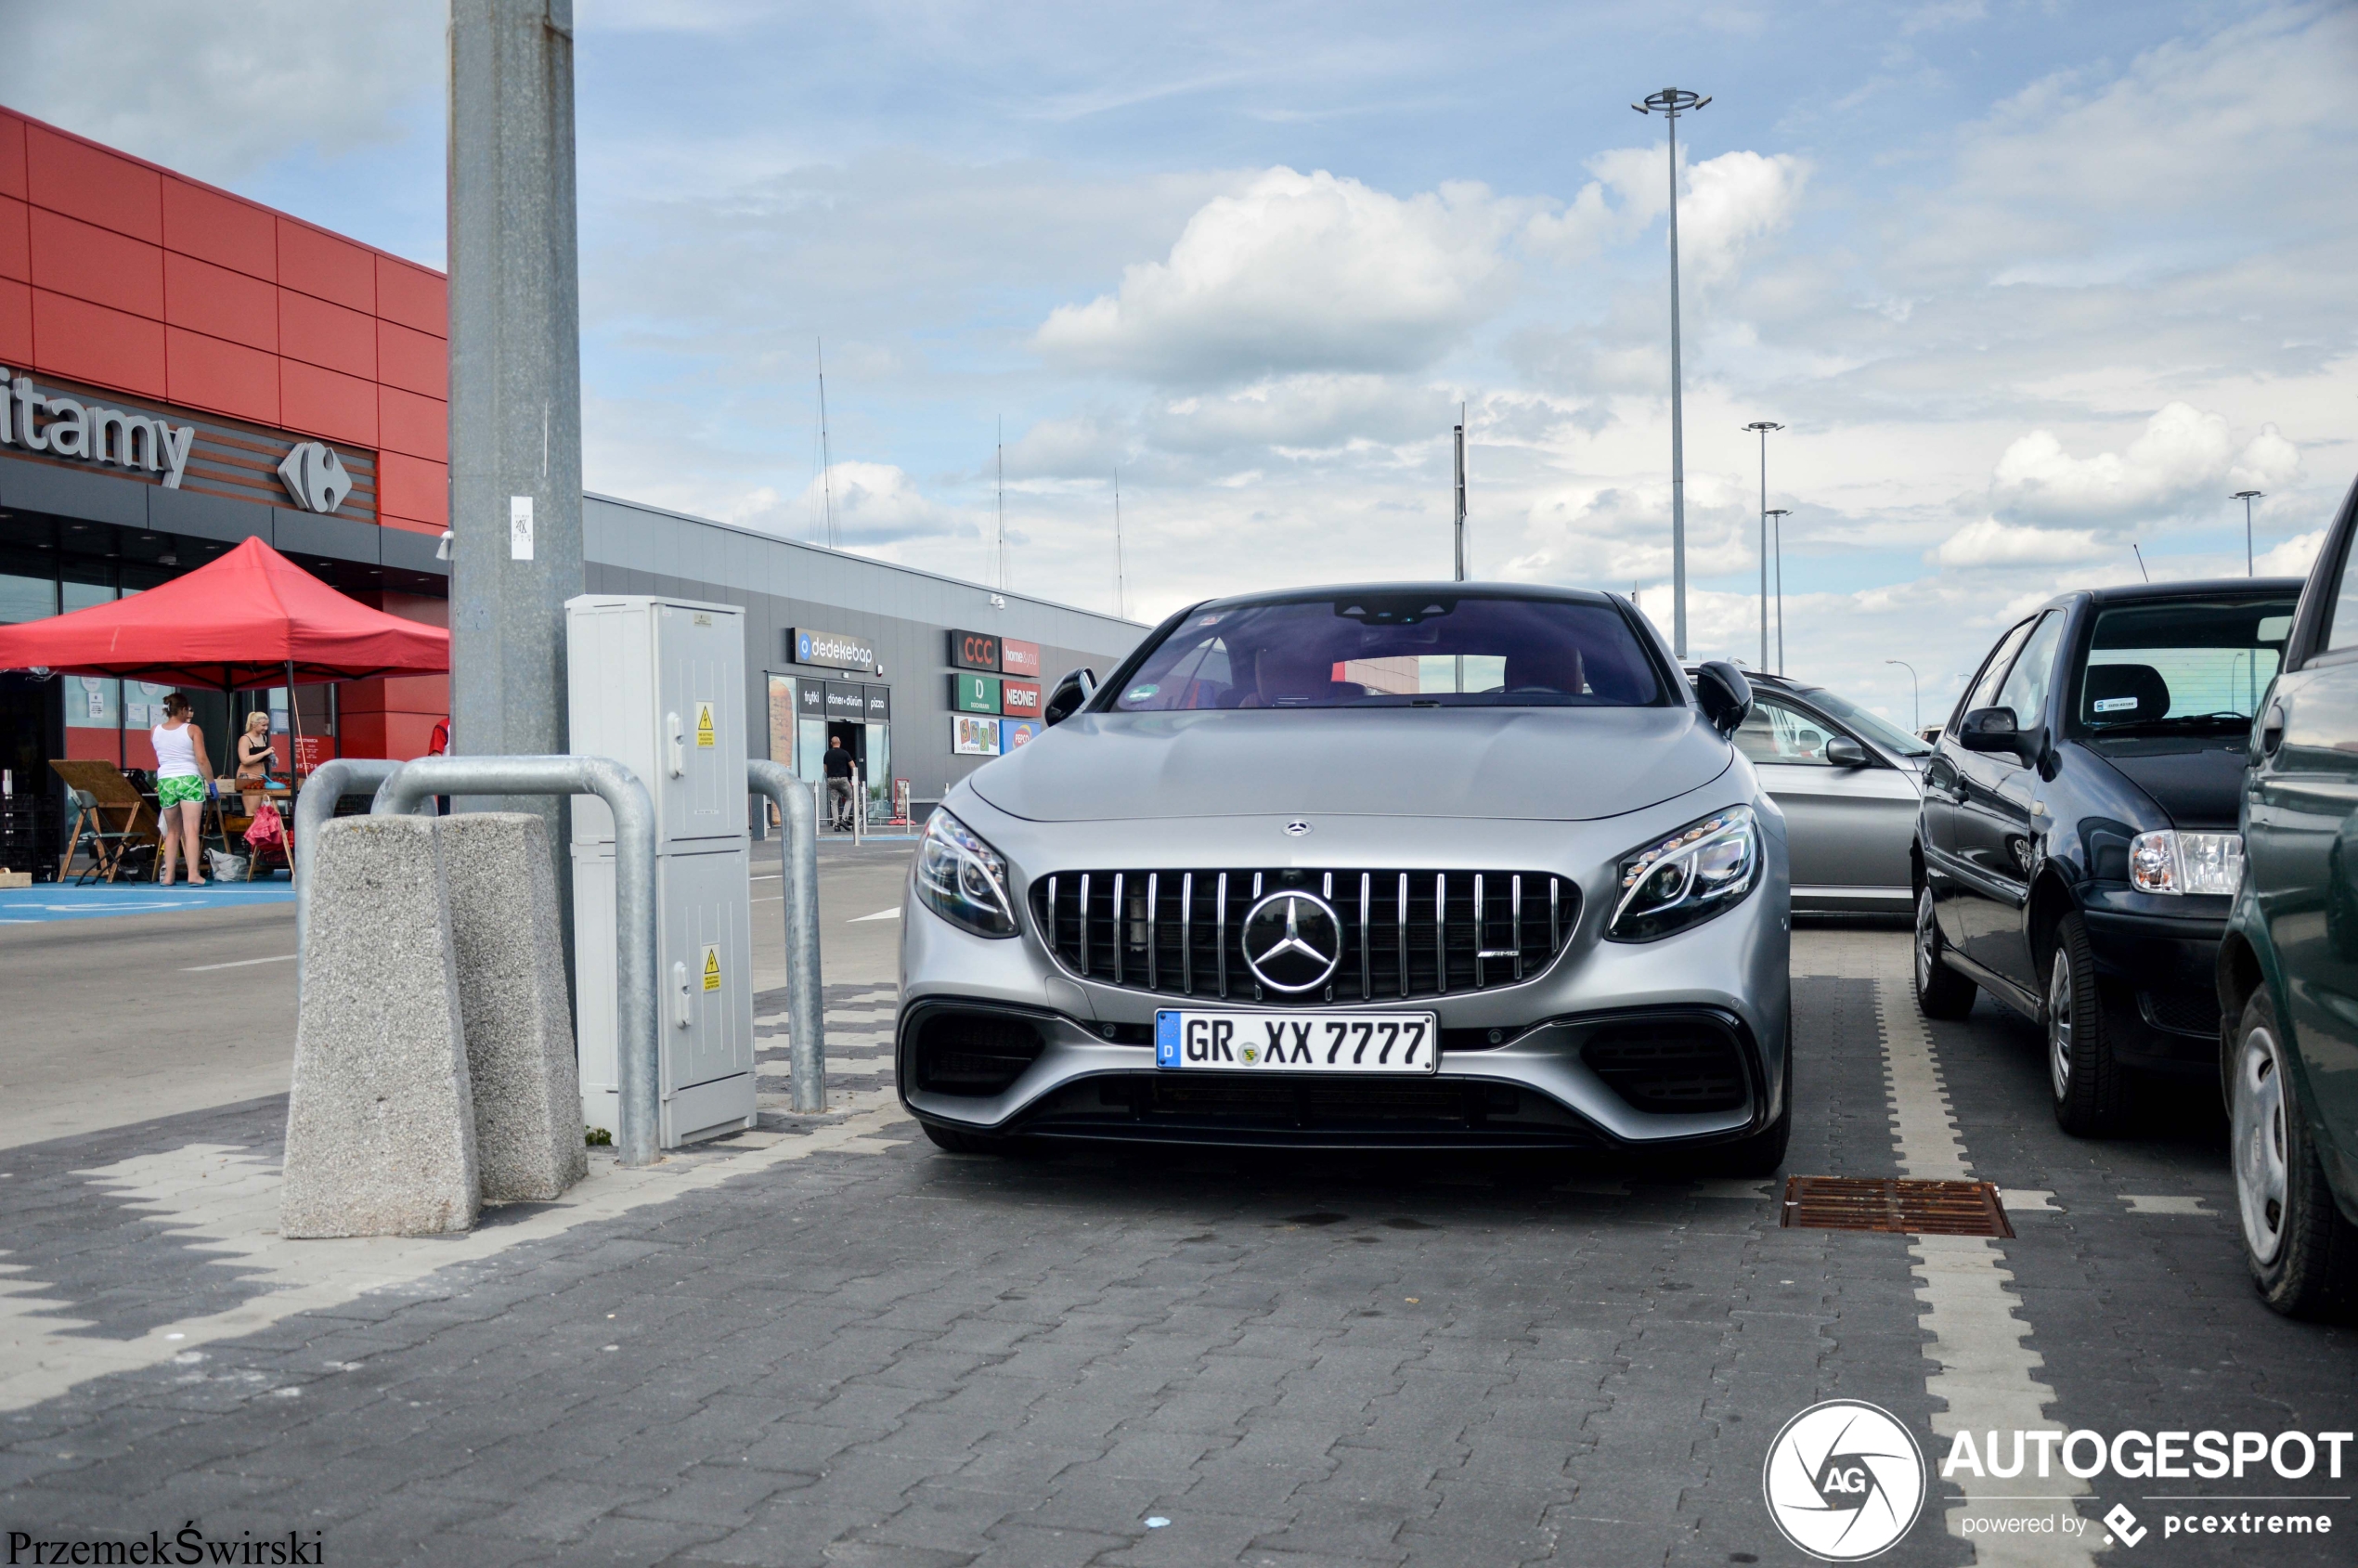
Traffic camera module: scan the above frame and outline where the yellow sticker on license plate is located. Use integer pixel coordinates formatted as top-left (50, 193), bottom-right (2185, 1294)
top-left (1155, 1011), bottom-right (1439, 1073)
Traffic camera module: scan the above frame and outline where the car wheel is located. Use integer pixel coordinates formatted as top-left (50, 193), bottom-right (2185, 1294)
top-left (2046, 912), bottom-right (2125, 1136)
top-left (1913, 885), bottom-right (1976, 1019)
top-left (2231, 990), bottom-right (2358, 1321)
top-left (921, 1121), bottom-right (1015, 1156)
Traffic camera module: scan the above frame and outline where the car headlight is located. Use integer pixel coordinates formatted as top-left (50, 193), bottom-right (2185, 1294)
top-left (914, 810), bottom-right (1019, 938)
top-left (2130, 830), bottom-right (2243, 896)
top-left (1610, 805), bottom-right (1762, 941)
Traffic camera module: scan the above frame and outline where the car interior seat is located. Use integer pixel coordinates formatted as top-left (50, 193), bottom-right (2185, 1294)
top-left (2081, 663), bottom-right (2172, 723)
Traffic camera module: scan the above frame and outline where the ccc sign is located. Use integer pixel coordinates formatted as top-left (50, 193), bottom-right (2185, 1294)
top-left (948, 628), bottom-right (1002, 672)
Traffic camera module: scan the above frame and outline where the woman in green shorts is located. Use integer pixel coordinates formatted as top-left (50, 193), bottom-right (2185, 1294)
top-left (151, 693), bottom-right (213, 886)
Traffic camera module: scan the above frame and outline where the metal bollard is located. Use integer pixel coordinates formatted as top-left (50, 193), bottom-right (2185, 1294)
top-left (292, 758), bottom-right (401, 1011)
top-left (748, 760), bottom-right (826, 1113)
top-left (370, 756), bottom-right (662, 1168)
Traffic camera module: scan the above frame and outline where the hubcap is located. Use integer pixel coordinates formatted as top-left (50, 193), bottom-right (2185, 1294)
top-left (2047, 947), bottom-right (2074, 1101)
top-left (2234, 1025), bottom-right (2291, 1265)
top-left (1916, 889), bottom-right (1937, 991)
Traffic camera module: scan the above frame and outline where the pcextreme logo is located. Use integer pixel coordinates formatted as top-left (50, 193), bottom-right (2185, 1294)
top-left (1762, 1400), bottom-right (1928, 1562)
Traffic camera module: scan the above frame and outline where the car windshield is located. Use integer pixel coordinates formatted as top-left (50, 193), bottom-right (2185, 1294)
top-left (2077, 599), bottom-right (2297, 734)
top-left (1795, 685), bottom-right (1933, 758)
top-left (1111, 591), bottom-right (1668, 711)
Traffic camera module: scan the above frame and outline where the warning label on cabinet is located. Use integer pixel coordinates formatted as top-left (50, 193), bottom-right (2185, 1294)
top-left (701, 944), bottom-right (721, 992)
top-left (694, 701), bottom-right (717, 748)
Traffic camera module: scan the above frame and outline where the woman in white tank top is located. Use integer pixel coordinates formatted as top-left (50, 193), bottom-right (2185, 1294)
top-left (151, 693), bottom-right (213, 885)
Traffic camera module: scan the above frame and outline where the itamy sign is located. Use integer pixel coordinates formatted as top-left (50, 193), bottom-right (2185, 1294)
top-left (1, 368), bottom-right (195, 488)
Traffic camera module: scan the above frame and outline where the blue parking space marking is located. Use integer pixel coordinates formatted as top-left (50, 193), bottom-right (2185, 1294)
top-left (0, 884), bottom-right (295, 923)
top-left (1155, 1009), bottom-right (1180, 1067)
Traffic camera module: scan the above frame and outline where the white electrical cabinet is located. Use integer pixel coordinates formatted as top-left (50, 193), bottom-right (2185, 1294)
top-left (566, 594), bottom-right (756, 1147)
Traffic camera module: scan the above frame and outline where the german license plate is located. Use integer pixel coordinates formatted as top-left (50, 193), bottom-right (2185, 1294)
top-left (1155, 1010), bottom-right (1440, 1074)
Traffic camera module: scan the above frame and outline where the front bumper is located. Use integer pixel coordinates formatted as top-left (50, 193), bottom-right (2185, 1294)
top-left (2080, 898), bottom-right (2232, 1071)
top-left (897, 790), bottom-right (1791, 1151)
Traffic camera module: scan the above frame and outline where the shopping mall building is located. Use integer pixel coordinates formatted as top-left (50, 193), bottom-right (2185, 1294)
top-left (0, 107), bottom-right (1141, 851)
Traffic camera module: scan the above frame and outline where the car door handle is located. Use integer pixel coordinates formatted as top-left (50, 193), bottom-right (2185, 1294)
top-left (2259, 702), bottom-right (2286, 758)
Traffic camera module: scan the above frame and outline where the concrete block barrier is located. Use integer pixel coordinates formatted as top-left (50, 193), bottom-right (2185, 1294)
top-left (281, 815), bottom-right (479, 1238)
top-left (436, 812), bottom-right (588, 1201)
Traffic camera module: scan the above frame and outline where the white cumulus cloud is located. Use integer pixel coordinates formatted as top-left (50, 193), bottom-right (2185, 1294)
top-left (1986, 401), bottom-right (2305, 525)
top-left (1523, 147), bottom-right (1806, 286)
top-left (728, 462), bottom-right (965, 547)
top-left (1932, 518), bottom-right (2108, 568)
top-left (1035, 167), bottom-right (1518, 385)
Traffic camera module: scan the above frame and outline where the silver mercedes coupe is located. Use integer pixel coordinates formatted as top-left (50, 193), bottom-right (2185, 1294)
top-left (896, 583), bottom-right (1793, 1172)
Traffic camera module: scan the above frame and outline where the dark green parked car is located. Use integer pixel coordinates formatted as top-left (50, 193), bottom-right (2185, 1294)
top-left (2218, 472), bottom-right (2358, 1320)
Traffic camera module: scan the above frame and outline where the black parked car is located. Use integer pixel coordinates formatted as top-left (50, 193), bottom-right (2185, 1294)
top-left (1913, 579), bottom-right (2301, 1134)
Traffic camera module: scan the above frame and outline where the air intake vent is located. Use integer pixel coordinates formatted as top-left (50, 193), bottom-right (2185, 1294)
top-left (1581, 1020), bottom-right (1748, 1113)
top-left (911, 1012), bottom-right (1043, 1097)
top-left (1028, 868), bottom-right (1575, 1004)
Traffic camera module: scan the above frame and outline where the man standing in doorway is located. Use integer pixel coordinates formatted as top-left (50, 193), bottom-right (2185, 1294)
top-left (823, 734), bottom-right (856, 833)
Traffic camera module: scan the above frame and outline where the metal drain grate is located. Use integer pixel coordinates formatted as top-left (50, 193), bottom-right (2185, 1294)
top-left (1779, 1176), bottom-right (2015, 1238)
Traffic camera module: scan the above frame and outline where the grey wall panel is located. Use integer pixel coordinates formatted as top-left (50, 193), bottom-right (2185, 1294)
top-left (147, 484), bottom-right (273, 548)
top-left (382, 525), bottom-right (447, 575)
top-left (0, 455), bottom-right (149, 527)
top-left (272, 508), bottom-right (382, 564)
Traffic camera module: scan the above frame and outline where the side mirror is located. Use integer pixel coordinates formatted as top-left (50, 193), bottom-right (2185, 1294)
top-left (1822, 735), bottom-right (1869, 768)
top-left (1043, 667), bottom-right (1098, 726)
top-left (1958, 706), bottom-right (2039, 760)
top-left (1693, 660), bottom-right (1753, 735)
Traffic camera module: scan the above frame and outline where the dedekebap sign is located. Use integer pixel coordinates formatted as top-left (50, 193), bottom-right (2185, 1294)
top-left (791, 628), bottom-right (876, 672)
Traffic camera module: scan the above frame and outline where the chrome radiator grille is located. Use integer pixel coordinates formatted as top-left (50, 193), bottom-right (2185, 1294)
top-left (1028, 868), bottom-right (1577, 1004)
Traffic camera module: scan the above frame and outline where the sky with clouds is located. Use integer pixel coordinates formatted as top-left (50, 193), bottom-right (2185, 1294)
top-left (4, 0), bottom-right (2353, 728)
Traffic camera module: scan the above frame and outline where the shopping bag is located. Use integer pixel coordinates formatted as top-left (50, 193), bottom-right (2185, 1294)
top-left (243, 798), bottom-right (286, 853)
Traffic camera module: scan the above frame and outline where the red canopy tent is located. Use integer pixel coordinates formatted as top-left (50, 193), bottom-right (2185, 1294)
top-left (0, 535), bottom-right (449, 776)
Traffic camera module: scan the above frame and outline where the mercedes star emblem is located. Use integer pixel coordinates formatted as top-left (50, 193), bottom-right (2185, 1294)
top-left (1284, 820), bottom-right (1312, 836)
top-left (1240, 890), bottom-right (1343, 993)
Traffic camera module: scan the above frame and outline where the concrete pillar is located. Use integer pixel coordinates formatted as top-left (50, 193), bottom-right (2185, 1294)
top-left (447, 0), bottom-right (584, 946)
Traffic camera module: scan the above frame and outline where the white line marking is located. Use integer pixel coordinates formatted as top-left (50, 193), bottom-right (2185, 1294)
top-left (0, 1095), bottom-right (911, 1414)
top-left (1998, 1188), bottom-right (2058, 1212)
top-left (1872, 948), bottom-right (2096, 1564)
top-left (179, 953), bottom-right (298, 973)
top-left (849, 907), bottom-right (900, 923)
top-left (2122, 1194), bottom-right (2209, 1214)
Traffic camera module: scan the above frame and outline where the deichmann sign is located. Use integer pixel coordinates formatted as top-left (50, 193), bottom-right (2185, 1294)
top-left (790, 628), bottom-right (876, 672)
top-left (1, 368), bottom-right (195, 488)
top-left (952, 673), bottom-right (1002, 715)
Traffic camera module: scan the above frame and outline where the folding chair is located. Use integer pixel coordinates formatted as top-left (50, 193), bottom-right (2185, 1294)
top-left (60, 788), bottom-right (144, 884)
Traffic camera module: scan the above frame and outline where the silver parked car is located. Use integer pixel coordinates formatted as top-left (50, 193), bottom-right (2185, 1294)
top-left (898, 584), bottom-right (1794, 1172)
top-left (1725, 671), bottom-right (1927, 915)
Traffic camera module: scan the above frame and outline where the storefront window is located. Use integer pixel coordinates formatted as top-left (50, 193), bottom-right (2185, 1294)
top-left (766, 675), bottom-right (797, 770)
top-left (61, 561), bottom-right (115, 615)
top-left (0, 551), bottom-right (56, 624)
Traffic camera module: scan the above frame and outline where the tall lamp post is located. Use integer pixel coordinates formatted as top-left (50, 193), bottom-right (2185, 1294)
top-left (2235, 490), bottom-right (2264, 577)
top-left (1885, 659), bottom-right (1919, 736)
top-left (1743, 421), bottom-right (1782, 669)
top-left (1767, 508), bottom-right (1791, 674)
top-left (1634, 86), bottom-right (1709, 658)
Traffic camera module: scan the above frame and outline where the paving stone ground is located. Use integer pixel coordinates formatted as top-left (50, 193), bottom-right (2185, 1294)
top-left (0, 927), bottom-right (2352, 1567)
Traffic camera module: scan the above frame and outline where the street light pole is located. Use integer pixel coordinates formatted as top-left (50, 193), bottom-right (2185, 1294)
top-left (1766, 508), bottom-right (1791, 674)
top-left (1885, 659), bottom-right (1919, 736)
top-left (1743, 421), bottom-right (1782, 669)
top-left (2235, 490), bottom-right (2264, 577)
top-left (1634, 86), bottom-right (1709, 659)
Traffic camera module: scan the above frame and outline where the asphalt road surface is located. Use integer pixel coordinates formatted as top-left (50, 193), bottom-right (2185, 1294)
top-left (0, 879), bottom-right (2352, 1566)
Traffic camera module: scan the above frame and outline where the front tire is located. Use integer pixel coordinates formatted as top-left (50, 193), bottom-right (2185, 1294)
top-left (2231, 990), bottom-right (2358, 1321)
top-left (2047, 912), bottom-right (2125, 1136)
top-left (1913, 885), bottom-right (1976, 1019)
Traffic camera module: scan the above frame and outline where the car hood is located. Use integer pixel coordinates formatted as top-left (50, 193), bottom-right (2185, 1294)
top-left (966, 706), bottom-right (1733, 823)
top-left (2086, 738), bottom-right (2249, 830)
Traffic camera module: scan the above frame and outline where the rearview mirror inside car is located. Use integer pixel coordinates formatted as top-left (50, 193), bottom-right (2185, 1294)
top-left (1692, 660), bottom-right (1753, 735)
top-left (1043, 667), bottom-right (1098, 726)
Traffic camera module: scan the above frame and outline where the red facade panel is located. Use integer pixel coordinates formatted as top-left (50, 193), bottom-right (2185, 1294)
top-left (375, 319), bottom-right (447, 398)
top-left (165, 326), bottom-right (279, 425)
top-left (0, 113), bottom-right (24, 201)
top-left (279, 289), bottom-right (374, 379)
top-left (340, 673), bottom-right (449, 716)
top-left (276, 219), bottom-right (372, 312)
top-left (32, 289), bottom-right (165, 396)
top-left (162, 177), bottom-right (276, 281)
top-left (339, 712), bottom-right (442, 763)
top-left (375, 256), bottom-right (445, 337)
top-left (25, 125), bottom-right (161, 244)
top-left (279, 357), bottom-right (376, 446)
top-left (164, 253), bottom-right (276, 352)
top-left (377, 384), bottom-right (447, 463)
top-left (0, 194), bottom-right (25, 283)
top-left (28, 208), bottom-right (163, 318)
top-left (377, 451), bottom-right (448, 528)
top-left (0, 277), bottom-right (30, 363)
